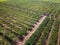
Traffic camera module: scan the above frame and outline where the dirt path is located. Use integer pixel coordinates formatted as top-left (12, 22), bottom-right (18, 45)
top-left (45, 20), bottom-right (55, 45)
top-left (57, 15), bottom-right (60, 45)
top-left (15, 15), bottom-right (46, 45)
top-left (59, 25), bottom-right (60, 45)
top-left (57, 23), bottom-right (60, 45)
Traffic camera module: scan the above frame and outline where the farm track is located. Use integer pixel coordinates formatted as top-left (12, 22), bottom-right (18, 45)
top-left (57, 24), bottom-right (60, 45)
top-left (15, 15), bottom-right (47, 45)
top-left (45, 19), bottom-right (55, 45)
top-left (57, 15), bottom-right (60, 45)
top-left (59, 24), bottom-right (60, 45)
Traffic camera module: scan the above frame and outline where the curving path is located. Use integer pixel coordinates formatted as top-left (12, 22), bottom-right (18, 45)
top-left (45, 20), bottom-right (55, 45)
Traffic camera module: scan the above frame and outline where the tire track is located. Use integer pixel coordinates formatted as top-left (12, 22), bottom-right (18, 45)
top-left (45, 20), bottom-right (55, 45)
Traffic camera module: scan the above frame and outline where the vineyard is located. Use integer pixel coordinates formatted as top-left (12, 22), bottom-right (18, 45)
top-left (0, 0), bottom-right (60, 45)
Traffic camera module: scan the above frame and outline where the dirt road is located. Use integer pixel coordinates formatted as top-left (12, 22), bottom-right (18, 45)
top-left (16, 15), bottom-right (46, 45)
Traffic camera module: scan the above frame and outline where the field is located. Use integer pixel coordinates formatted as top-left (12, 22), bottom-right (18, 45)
top-left (0, 0), bottom-right (60, 45)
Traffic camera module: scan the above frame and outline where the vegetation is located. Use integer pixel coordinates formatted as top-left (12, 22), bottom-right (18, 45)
top-left (0, 0), bottom-right (60, 45)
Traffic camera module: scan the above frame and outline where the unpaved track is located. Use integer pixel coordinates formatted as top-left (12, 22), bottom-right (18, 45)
top-left (57, 15), bottom-right (60, 45)
top-left (45, 21), bottom-right (55, 45)
top-left (59, 25), bottom-right (60, 45)
top-left (16, 16), bottom-right (46, 45)
top-left (57, 24), bottom-right (60, 45)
